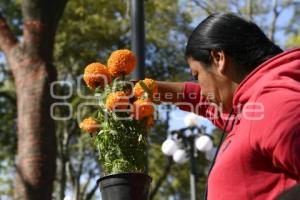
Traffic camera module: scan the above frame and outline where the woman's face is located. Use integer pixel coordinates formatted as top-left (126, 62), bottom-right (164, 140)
top-left (187, 55), bottom-right (237, 113)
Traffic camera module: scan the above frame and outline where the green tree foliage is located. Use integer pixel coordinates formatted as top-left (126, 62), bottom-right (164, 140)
top-left (0, 3), bottom-right (20, 195)
top-left (144, 0), bottom-right (192, 80)
top-left (0, 63), bottom-right (16, 199)
top-left (54, 0), bottom-right (130, 77)
top-left (0, 0), bottom-right (22, 36)
top-left (286, 2), bottom-right (300, 47)
top-left (0, 0), bottom-right (18, 189)
top-left (286, 34), bottom-right (300, 47)
top-left (0, 63), bottom-right (16, 162)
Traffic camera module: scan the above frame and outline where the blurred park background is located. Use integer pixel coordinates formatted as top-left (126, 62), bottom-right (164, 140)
top-left (0, 0), bottom-right (299, 199)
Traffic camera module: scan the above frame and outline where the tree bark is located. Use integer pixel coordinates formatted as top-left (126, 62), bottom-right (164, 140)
top-left (0, 0), bottom-right (67, 199)
top-left (11, 54), bottom-right (57, 200)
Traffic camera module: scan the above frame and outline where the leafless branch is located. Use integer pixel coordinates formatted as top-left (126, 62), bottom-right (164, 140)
top-left (73, 146), bottom-right (85, 200)
top-left (80, 171), bottom-right (93, 199)
top-left (269, 0), bottom-right (280, 41)
top-left (247, 0), bottom-right (253, 19)
top-left (149, 157), bottom-right (174, 200)
top-left (192, 0), bottom-right (215, 15)
top-left (0, 12), bottom-right (18, 56)
top-left (84, 182), bottom-right (98, 200)
top-left (68, 161), bottom-right (76, 187)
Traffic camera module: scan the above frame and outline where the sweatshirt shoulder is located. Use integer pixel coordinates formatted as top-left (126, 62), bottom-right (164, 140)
top-left (249, 87), bottom-right (300, 143)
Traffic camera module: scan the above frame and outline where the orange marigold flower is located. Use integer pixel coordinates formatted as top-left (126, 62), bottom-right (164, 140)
top-left (79, 117), bottom-right (99, 133)
top-left (133, 98), bottom-right (155, 120)
top-left (107, 49), bottom-right (137, 77)
top-left (133, 78), bottom-right (158, 99)
top-left (106, 91), bottom-right (130, 111)
top-left (83, 62), bottom-right (111, 89)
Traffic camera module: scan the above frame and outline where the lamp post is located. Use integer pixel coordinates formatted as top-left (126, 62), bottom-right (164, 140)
top-left (189, 133), bottom-right (197, 200)
top-left (161, 113), bottom-right (215, 200)
top-left (131, 0), bottom-right (145, 80)
top-left (131, 0), bottom-right (147, 173)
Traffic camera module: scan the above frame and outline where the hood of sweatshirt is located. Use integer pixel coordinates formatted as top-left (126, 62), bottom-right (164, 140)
top-left (232, 48), bottom-right (300, 114)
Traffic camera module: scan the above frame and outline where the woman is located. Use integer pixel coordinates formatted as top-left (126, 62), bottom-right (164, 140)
top-left (155, 13), bottom-right (300, 200)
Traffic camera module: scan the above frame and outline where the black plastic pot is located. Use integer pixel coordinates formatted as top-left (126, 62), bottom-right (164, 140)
top-left (97, 173), bottom-right (152, 200)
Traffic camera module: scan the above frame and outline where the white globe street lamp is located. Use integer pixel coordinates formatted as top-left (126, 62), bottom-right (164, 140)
top-left (173, 149), bottom-right (189, 164)
top-left (161, 114), bottom-right (216, 200)
top-left (161, 139), bottom-right (178, 156)
top-left (184, 113), bottom-right (199, 127)
top-left (195, 135), bottom-right (213, 153)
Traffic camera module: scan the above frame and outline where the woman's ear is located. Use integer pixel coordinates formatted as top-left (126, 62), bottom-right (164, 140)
top-left (210, 50), bottom-right (226, 74)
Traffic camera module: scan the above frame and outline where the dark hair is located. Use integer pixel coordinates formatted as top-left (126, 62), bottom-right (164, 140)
top-left (185, 12), bottom-right (283, 73)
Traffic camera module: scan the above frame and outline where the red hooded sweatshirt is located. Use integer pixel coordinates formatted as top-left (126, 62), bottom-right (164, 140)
top-left (179, 48), bottom-right (300, 200)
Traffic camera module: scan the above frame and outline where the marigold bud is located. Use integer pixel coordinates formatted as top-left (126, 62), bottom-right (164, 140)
top-left (106, 91), bottom-right (130, 111)
top-left (83, 63), bottom-right (111, 89)
top-left (107, 49), bottom-right (136, 77)
top-left (133, 78), bottom-right (158, 99)
top-left (79, 117), bottom-right (99, 133)
top-left (133, 98), bottom-right (155, 120)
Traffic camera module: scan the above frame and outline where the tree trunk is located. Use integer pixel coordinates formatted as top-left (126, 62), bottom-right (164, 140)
top-left (0, 0), bottom-right (67, 199)
top-left (10, 55), bottom-right (57, 200)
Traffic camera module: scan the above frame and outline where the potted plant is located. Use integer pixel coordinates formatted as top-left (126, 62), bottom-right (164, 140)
top-left (79, 49), bottom-right (158, 200)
